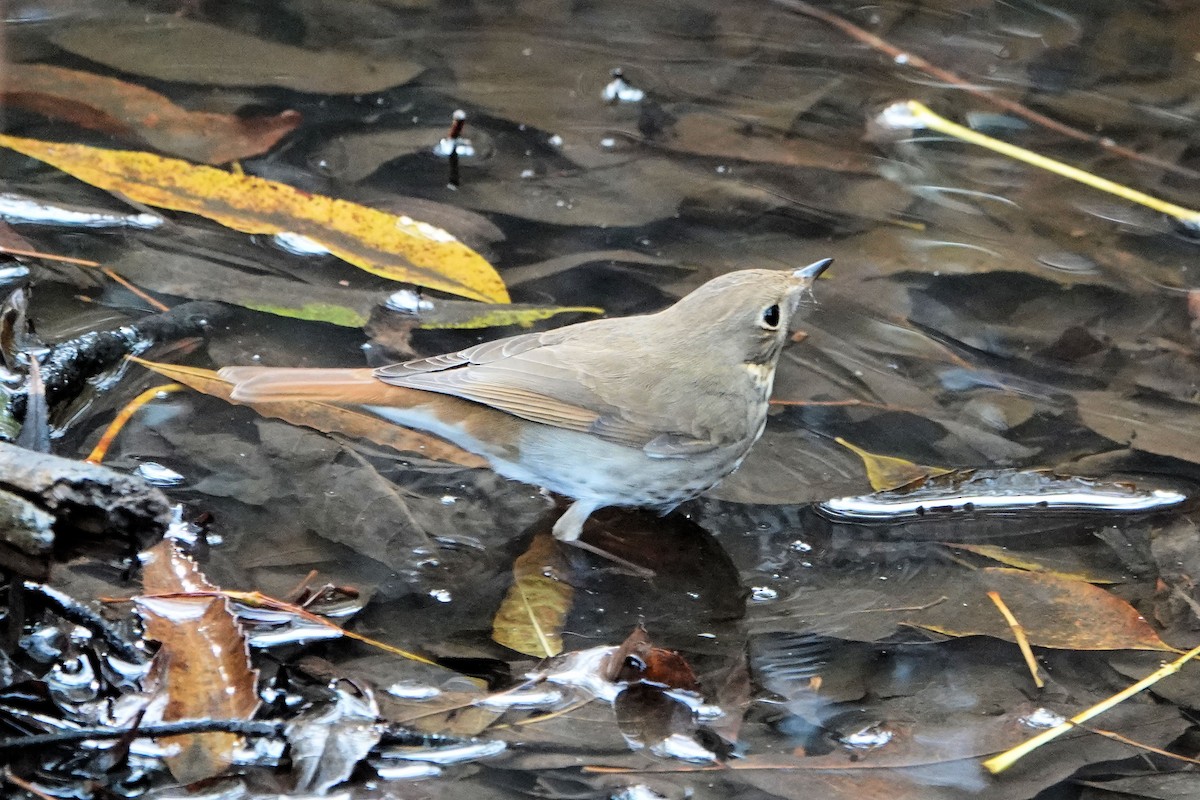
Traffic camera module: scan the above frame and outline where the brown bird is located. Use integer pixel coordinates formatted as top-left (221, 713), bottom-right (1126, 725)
top-left (220, 260), bottom-right (831, 543)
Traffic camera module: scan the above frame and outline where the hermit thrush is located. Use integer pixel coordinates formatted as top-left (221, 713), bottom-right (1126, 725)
top-left (220, 260), bottom-right (831, 542)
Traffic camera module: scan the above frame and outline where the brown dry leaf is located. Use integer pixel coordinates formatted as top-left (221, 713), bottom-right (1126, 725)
top-left (3, 64), bottom-right (301, 165)
top-left (135, 540), bottom-right (259, 784)
top-left (908, 568), bottom-right (1175, 651)
top-left (52, 15), bottom-right (423, 94)
top-left (0, 135), bottom-right (508, 303)
top-left (607, 625), bottom-right (700, 692)
top-left (132, 358), bottom-right (486, 469)
top-left (492, 532), bottom-right (575, 658)
top-left (835, 436), bottom-right (952, 491)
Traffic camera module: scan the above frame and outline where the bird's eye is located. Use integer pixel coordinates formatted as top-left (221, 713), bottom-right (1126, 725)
top-left (760, 304), bottom-right (781, 329)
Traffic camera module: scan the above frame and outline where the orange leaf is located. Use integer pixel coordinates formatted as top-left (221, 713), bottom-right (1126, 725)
top-left (908, 568), bottom-right (1175, 652)
top-left (131, 357), bottom-right (486, 469)
top-left (136, 541), bottom-right (259, 784)
top-left (0, 134), bottom-right (509, 303)
top-left (3, 64), bottom-right (300, 164)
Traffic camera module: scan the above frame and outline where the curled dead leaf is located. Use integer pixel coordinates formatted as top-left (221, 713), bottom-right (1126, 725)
top-left (136, 540), bottom-right (259, 784)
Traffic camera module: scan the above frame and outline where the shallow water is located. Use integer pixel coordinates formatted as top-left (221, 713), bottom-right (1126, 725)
top-left (3, 1), bottom-right (1200, 797)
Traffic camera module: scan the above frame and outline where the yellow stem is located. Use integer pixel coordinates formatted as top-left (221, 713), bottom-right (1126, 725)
top-left (984, 642), bottom-right (1200, 774)
top-left (903, 100), bottom-right (1200, 229)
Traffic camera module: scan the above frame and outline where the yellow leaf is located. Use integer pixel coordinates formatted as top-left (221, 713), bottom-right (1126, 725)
top-left (131, 357), bottom-right (487, 469)
top-left (835, 436), bottom-right (952, 491)
top-left (492, 533), bottom-right (575, 657)
top-left (421, 304), bottom-right (604, 330)
top-left (0, 134), bottom-right (508, 303)
top-left (942, 542), bottom-right (1121, 584)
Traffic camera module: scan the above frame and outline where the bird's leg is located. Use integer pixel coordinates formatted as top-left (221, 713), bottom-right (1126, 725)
top-left (551, 499), bottom-right (597, 542)
top-left (554, 500), bottom-right (655, 578)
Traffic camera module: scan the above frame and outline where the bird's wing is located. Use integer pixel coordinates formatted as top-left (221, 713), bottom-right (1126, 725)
top-left (374, 331), bottom-right (550, 377)
top-left (375, 327), bottom-right (708, 454)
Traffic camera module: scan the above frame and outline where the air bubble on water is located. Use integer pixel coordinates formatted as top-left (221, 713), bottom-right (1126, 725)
top-left (1021, 708), bottom-right (1065, 729)
top-left (137, 462), bottom-right (184, 487)
top-left (750, 586), bottom-right (778, 602)
top-left (429, 589), bottom-right (452, 603)
top-left (840, 724), bottom-right (893, 750)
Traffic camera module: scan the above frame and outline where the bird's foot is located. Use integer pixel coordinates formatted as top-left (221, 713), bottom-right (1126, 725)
top-left (563, 539), bottom-right (656, 579)
top-left (553, 499), bottom-right (655, 578)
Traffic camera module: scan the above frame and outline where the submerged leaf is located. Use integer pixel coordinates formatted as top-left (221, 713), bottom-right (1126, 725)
top-left (908, 568), bottom-right (1176, 651)
top-left (52, 15), bottom-right (423, 94)
top-left (0, 135), bottom-right (509, 302)
top-left (942, 542), bottom-right (1123, 584)
top-left (492, 533), bottom-right (575, 657)
top-left (834, 436), bottom-right (951, 491)
top-left (131, 358), bottom-right (487, 469)
top-left (136, 540), bottom-right (259, 784)
top-left (2, 64), bottom-right (301, 164)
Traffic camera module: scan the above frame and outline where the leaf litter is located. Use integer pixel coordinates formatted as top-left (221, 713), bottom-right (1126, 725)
top-left (6, 0), bottom-right (1200, 797)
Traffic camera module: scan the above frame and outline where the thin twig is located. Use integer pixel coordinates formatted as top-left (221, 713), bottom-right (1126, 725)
top-left (987, 591), bottom-right (1044, 689)
top-left (4, 770), bottom-right (58, 800)
top-left (0, 245), bottom-right (100, 266)
top-left (86, 383), bottom-right (183, 464)
top-left (1080, 723), bottom-right (1200, 767)
top-left (24, 581), bottom-right (146, 664)
top-left (0, 719), bottom-right (282, 752)
top-left (984, 642), bottom-right (1200, 774)
top-left (771, 0), bottom-right (1200, 181)
top-left (100, 268), bottom-right (170, 312)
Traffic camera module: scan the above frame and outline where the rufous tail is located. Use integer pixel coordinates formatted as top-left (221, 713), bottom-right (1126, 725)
top-left (218, 367), bottom-right (420, 405)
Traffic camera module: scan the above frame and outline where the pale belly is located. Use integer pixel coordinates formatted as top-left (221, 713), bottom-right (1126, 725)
top-left (367, 402), bottom-right (765, 510)
top-left (509, 425), bottom-right (758, 509)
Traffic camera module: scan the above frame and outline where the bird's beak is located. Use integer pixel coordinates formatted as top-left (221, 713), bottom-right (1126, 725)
top-left (793, 258), bottom-right (833, 282)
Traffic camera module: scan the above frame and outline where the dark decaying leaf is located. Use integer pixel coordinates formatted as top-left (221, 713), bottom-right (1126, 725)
top-left (52, 15), bottom-right (424, 94)
top-left (661, 112), bottom-right (873, 173)
top-left (450, 157), bottom-right (907, 230)
top-left (114, 244), bottom-right (385, 328)
top-left (3, 63), bottom-right (301, 164)
top-left (1075, 390), bottom-right (1200, 466)
top-left (314, 127), bottom-right (481, 183)
top-left (135, 540), bottom-right (260, 785)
